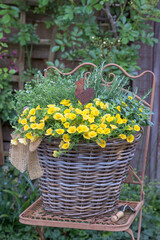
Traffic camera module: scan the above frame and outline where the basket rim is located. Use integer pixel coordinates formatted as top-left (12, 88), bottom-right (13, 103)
top-left (40, 128), bottom-right (143, 147)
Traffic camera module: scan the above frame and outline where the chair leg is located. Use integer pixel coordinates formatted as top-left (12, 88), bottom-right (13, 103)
top-left (125, 228), bottom-right (135, 240)
top-left (137, 207), bottom-right (143, 240)
top-left (36, 226), bottom-right (45, 240)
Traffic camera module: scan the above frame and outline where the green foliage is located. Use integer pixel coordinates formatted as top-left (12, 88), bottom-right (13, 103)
top-left (29, 0), bottom-right (160, 72)
top-left (0, 4), bottom-right (19, 36)
top-left (12, 71), bottom-right (78, 118)
top-left (0, 41), bottom-right (15, 122)
top-left (0, 160), bottom-right (39, 239)
top-left (0, 161), bottom-right (160, 239)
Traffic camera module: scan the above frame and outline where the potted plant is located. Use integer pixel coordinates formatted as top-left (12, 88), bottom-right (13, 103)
top-left (9, 63), bottom-right (153, 218)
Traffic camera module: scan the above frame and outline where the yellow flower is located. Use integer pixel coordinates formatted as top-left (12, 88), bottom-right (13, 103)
top-left (47, 104), bottom-right (55, 108)
top-left (22, 108), bottom-right (29, 114)
top-left (21, 119), bottom-right (27, 125)
top-left (18, 138), bottom-right (27, 145)
top-left (69, 113), bottom-right (76, 120)
top-left (127, 135), bottom-right (134, 143)
top-left (26, 132), bottom-right (33, 139)
top-left (139, 108), bottom-right (143, 112)
top-left (61, 117), bottom-right (67, 123)
top-left (77, 125), bottom-right (89, 133)
top-left (88, 131), bottom-right (97, 138)
top-left (88, 116), bottom-right (95, 123)
top-left (53, 150), bottom-right (59, 158)
top-left (97, 128), bottom-right (104, 134)
top-left (95, 100), bottom-right (100, 106)
top-left (82, 115), bottom-right (89, 120)
top-left (134, 125), bottom-right (140, 131)
top-left (37, 123), bottom-right (45, 130)
top-left (103, 102), bottom-right (109, 110)
top-left (119, 134), bottom-right (126, 139)
top-left (128, 96), bottom-right (133, 100)
top-left (126, 125), bottom-right (133, 130)
top-left (96, 139), bottom-right (106, 148)
top-left (85, 103), bottom-right (92, 108)
top-left (63, 134), bottom-right (70, 142)
top-left (53, 113), bottom-right (63, 120)
top-left (67, 126), bottom-right (77, 134)
top-left (64, 109), bottom-right (71, 114)
top-left (69, 105), bottom-right (74, 110)
top-left (90, 124), bottom-right (98, 130)
top-left (116, 106), bottom-right (121, 112)
top-left (122, 119), bottom-right (128, 123)
top-left (30, 116), bottom-right (36, 122)
top-left (99, 123), bottom-right (107, 128)
top-left (75, 108), bottom-right (82, 114)
top-left (106, 116), bottom-right (114, 122)
top-left (44, 116), bottom-right (49, 121)
top-left (60, 99), bottom-right (71, 106)
top-left (24, 124), bottom-right (30, 131)
top-left (117, 118), bottom-right (123, 124)
top-left (61, 141), bottom-right (70, 149)
top-left (11, 139), bottom-right (18, 146)
top-left (65, 113), bottom-right (71, 119)
top-left (18, 118), bottom-right (21, 123)
top-left (36, 105), bottom-right (41, 110)
top-left (63, 122), bottom-right (70, 128)
top-left (30, 123), bottom-right (38, 129)
top-left (121, 101), bottom-right (127, 106)
top-left (55, 107), bottom-right (60, 111)
top-left (90, 109), bottom-right (99, 116)
top-left (45, 128), bottom-right (52, 135)
top-left (82, 109), bottom-right (90, 115)
top-left (110, 124), bottom-right (118, 130)
top-left (29, 108), bottom-right (36, 115)
top-left (83, 132), bottom-right (90, 139)
top-left (99, 102), bottom-right (105, 109)
top-left (47, 107), bottom-right (55, 114)
top-left (103, 128), bottom-right (111, 135)
top-left (56, 129), bottom-right (65, 135)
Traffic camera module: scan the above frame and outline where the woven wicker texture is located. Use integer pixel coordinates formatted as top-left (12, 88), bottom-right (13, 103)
top-left (37, 132), bottom-right (142, 219)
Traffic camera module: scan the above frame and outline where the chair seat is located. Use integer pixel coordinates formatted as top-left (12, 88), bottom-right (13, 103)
top-left (19, 197), bottom-right (143, 232)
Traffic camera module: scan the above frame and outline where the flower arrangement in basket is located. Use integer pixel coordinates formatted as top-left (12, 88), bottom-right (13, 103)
top-left (9, 63), bottom-right (152, 218)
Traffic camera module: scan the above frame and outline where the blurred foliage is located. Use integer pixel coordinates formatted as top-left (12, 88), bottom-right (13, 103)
top-left (0, 0), bottom-right (160, 74)
top-left (0, 40), bottom-right (16, 122)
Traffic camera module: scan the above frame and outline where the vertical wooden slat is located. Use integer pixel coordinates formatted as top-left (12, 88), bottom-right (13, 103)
top-left (132, 23), bottom-right (154, 176)
top-left (48, 25), bottom-right (58, 62)
top-left (151, 2), bottom-right (160, 181)
top-left (0, 119), bottom-right (4, 165)
top-left (18, 10), bottom-right (26, 89)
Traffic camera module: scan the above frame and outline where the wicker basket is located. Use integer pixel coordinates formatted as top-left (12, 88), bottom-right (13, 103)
top-left (37, 132), bottom-right (142, 218)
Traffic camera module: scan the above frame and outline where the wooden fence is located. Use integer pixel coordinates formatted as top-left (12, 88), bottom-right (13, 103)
top-left (0, 1), bottom-right (160, 181)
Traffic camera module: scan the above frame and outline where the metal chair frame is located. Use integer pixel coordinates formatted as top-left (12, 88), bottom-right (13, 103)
top-left (19, 63), bottom-right (156, 240)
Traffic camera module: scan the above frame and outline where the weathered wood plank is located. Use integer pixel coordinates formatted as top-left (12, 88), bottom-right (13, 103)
top-left (18, 10), bottom-right (26, 90)
top-left (0, 119), bottom-right (4, 165)
top-left (151, 2), bottom-right (160, 181)
top-left (48, 25), bottom-right (58, 62)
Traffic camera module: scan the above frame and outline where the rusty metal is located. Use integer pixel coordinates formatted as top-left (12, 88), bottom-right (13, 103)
top-left (20, 63), bottom-right (155, 240)
top-left (75, 78), bottom-right (95, 104)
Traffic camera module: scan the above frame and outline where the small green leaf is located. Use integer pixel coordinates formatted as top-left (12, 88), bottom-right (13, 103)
top-left (86, 6), bottom-right (93, 14)
top-left (52, 45), bottom-right (60, 52)
top-left (2, 14), bottom-right (11, 24)
top-left (94, 4), bottom-right (103, 10)
top-left (55, 39), bottom-right (63, 45)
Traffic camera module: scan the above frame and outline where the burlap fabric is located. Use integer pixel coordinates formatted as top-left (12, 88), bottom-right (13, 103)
top-left (9, 132), bottom-right (43, 180)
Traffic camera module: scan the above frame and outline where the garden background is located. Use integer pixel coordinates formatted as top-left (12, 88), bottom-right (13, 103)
top-left (0, 0), bottom-right (160, 239)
